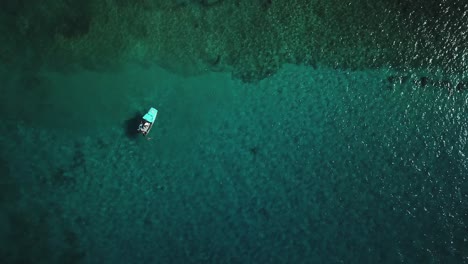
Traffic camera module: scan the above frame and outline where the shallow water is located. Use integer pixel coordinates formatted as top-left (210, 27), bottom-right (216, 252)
top-left (1, 62), bottom-right (467, 263)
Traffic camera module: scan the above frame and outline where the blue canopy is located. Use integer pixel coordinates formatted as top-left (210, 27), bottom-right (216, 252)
top-left (143, 107), bottom-right (158, 123)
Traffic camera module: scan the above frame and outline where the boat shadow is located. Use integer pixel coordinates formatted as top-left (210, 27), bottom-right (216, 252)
top-left (123, 111), bottom-right (143, 139)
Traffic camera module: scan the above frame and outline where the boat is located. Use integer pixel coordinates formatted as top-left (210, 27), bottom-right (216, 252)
top-left (138, 107), bottom-right (158, 136)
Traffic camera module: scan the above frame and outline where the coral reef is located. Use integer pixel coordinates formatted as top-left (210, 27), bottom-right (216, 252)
top-left (1, 0), bottom-right (467, 82)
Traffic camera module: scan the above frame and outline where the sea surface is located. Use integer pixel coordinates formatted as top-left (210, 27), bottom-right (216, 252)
top-left (1, 62), bottom-right (467, 263)
top-left (1, 1), bottom-right (468, 264)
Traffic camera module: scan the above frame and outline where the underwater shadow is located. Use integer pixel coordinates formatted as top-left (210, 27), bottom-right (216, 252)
top-left (123, 112), bottom-right (143, 139)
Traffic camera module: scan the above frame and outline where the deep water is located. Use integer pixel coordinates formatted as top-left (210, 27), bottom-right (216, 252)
top-left (0, 62), bottom-right (467, 263)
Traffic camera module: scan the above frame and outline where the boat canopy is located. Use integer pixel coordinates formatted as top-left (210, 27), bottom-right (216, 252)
top-left (143, 107), bottom-right (158, 123)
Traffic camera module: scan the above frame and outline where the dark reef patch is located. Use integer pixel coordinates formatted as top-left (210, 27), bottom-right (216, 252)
top-left (1, 0), bottom-right (25, 16)
top-left (61, 227), bottom-right (87, 264)
top-left (197, 0), bottom-right (224, 8)
top-left (71, 144), bottom-right (86, 172)
top-left (4, 207), bottom-right (52, 263)
top-left (385, 73), bottom-right (468, 93)
top-left (0, 156), bottom-right (18, 205)
top-left (50, 167), bottom-right (77, 187)
top-left (55, 13), bottom-right (91, 39)
top-left (456, 82), bottom-right (466, 91)
top-left (260, 0), bottom-right (273, 10)
top-left (249, 146), bottom-right (259, 157)
top-left (419, 76), bottom-right (428, 87)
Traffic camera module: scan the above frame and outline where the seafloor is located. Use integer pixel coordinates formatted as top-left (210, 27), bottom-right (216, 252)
top-left (1, 0), bottom-right (467, 263)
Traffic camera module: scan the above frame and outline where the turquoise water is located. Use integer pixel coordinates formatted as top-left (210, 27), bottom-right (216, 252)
top-left (1, 63), bottom-right (467, 263)
top-left (1, 0), bottom-right (468, 263)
